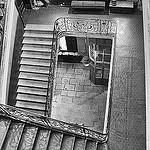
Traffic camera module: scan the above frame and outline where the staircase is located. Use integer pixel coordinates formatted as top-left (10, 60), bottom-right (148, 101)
top-left (0, 104), bottom-right (107, 150)
top-left (14, 24), bottom-right (54, 115)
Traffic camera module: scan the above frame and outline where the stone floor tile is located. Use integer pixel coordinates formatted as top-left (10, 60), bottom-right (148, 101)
top-left (80, 79), bottom-right (91, 86)
top-left (70, 78), bottom-right (80, 85)
top-left (67, 91), bottom-right (76, 97)
top-left (75, 85), bottom-right (84, 92)
top-left (75, 68), bottom-right (84, 74)
top-left (62, 77), bottom-right (70, 84)
top-left (53, 89), bottom-right (61, 96)
top-left (61, 96), bottom-right (73, 103)
top-left (66, 68), bottom-right (75, 74)
top-left (55, 83), bottom-right (65, 90)
top-left (59, 62), bottom-right (73, 69)
top-left (61, 90), bottom-right (67, 96)
top-left (57, 67), bottom-right (67, 73)
top-left (83, 85), bottom-right (94, 92)
top-left (73, 63), bottom-right (84, 69)
top-left (64, 84), bottom-right (75, 91)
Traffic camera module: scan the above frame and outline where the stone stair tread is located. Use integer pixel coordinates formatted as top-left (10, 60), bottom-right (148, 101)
top-left (23, 38), bottom-right (52, 46)
top-left (48, 132), bottom-right (63, 150)
top-left (34, 130), bottom-right (51, 149)
top-left (24, 31), bottom-right (53, 39)
top-left (21, 51), bottom-right (51, 60)
top-left (0, 118), bottom-right (11, 149)
top-left (17, 86), bottom-right (47, 96)
top-left (19, 72), bottom-right (49, 81)
top-left (24, 109), bottom-right (46, 115)
top-left (18, 79), bottom-right (48, 89)
top-left (25, 24), bottom-right (54, 32)
top-left (74, 138), bottom-right (87, 150)
top-left (16, 93), bottom-right (46, 103)
top-left (61, 135), bottom-right (75, 150)
top-left (20, 58), bottom-right (50, 67)
top-left (18, 126), bottom-right (38, 150)
top-left (20, 65), bottom-right (49, 74)
top-left (22, 44), bottom-right (52, 53)
top-left (3, 122), bottom-right (25, 150)
top-left (16, 100), bottom-right (46, 111)
top-left (86, 141), bottom-right (97, 150)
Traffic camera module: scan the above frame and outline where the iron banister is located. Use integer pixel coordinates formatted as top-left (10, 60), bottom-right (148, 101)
top-left (0, 104), bottom-right (108, 143)
top-left (54, 17), bottom-right (117, 36)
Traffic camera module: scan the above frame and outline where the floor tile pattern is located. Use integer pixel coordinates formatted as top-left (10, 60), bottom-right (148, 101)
top-left (51, 62), bottom-right (107, 132)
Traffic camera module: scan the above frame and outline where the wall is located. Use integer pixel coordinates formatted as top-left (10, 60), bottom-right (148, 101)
top-left (8, 15), bottom-right (24, 106)
top-left (0, 0), bottom-right (19, 104)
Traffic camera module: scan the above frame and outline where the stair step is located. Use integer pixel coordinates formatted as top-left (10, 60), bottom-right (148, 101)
top-left (17, 86), bottom-right (47, 96)
top-left (3, 122), bottom-right (25, 150)
top-left (18, 79), bottom-right (48, 89)
top-left (74, 138), bottom-right (87, 150)
top-left (20, 58), bottom-right (50, 67)
top-left (0, 118), bottom-right (11, 149)
top-left (19, 72), bottom-right (49, 82)
top-left (22, 44), bottom-right (52, 53)
top-left (20, 65), bottom-right (49, 74)
top-left (24, 30), bottom-right (53, 39)
top-left (25, 24), bottom-right (54, 32)
top-left (23, 37), bottom-right (52, 45)
top-left (16, 93), bottom-right (46, 103)
top-left (21, 51), bottom-right (51, 60)
top-left (16, 100), bottom-right (46, 111)
top-left (18, 126), bottom-right (38, 150)
top-left (48, 132), bottom-right (63, 150)
top-left (61, 135), bottom-right (75, 150)
top-left (34, 129), bottom-right (51, 149)
top-left (86, 141), bottom-right (97, 150)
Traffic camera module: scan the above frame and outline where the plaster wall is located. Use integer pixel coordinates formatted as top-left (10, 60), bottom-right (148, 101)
top-left (0, 0), bottom-right (19, 104)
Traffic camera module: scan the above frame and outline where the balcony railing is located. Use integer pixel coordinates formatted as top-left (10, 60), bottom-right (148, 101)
top-left (45, 17), bottom-right (117, 137)
top-left (54, 17), bottom-right (117, 37)
top-left (0, 104), bottom-right (108, 142)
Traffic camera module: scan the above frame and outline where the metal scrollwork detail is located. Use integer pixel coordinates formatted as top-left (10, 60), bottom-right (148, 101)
top-left (54, 17), bottom-right (117, 36)
top-left (0, 104), bottom-right (107, 142)
top-left (0, 0), bottom-right (7, 64)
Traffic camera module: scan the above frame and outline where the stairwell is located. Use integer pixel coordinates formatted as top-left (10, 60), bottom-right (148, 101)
top-left (14, 24), bottom-right (54, 115)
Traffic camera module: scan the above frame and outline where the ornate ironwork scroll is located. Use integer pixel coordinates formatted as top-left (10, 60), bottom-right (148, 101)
top-left (0, 0), bottom-right (7, 65)
top-left (54, 17), bottom-right (117, 37)
top-left (0, 104), bottom-right (108, 143)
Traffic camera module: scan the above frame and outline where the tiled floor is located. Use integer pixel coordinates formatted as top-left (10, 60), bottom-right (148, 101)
top-left (52, 62), bottom-right (107, 132)
top-left (23, 5), bottom-right (146, 150)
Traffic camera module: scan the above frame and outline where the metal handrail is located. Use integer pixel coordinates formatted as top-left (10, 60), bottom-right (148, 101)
top-left (45, 17), bottom-right (117, 136)
top-left (0, 103), bottom-right (108, 143)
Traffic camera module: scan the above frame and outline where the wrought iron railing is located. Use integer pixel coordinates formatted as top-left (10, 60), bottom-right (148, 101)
top-left (45, 17), bottom-right (117, 137)
top-left (0, 104), bottom-right (108, 143)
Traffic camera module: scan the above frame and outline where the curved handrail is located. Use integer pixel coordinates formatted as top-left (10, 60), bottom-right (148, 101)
top-left (0, 104), bottom-right (108, 143)
top-left (45, 17), bottom-right (117, 139)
